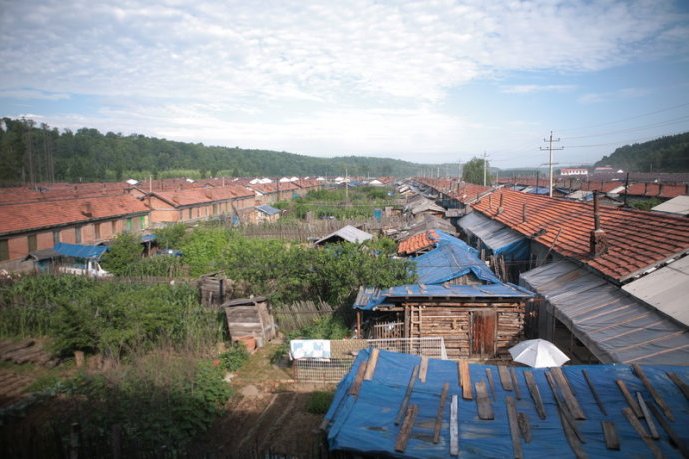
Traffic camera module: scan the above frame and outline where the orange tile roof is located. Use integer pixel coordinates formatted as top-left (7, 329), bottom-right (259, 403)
top-left (472, 190), bottom-right (689, 282)
top-left (0, 195), bottom-right (149, 236)
top-left (397, 230), bottom-right (439, 255)
top-left (153, 185), bottom-right (254, 207)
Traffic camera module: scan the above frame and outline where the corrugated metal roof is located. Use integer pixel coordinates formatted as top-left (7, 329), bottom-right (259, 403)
top-left (314, 225), bottom-right (373, 245)
top-left (458, 211), bottom-right (528, 259)
top-left (651, 195), bottom-right (689, 216)
top-left (622, 255), bottom-right (689, 328)
top-left (255, 204), bottom-right (281, 216)
top-left (520, 260), bottom-right (689, 365)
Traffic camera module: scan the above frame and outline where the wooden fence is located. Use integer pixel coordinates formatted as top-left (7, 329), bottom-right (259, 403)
top-left (272, 300), bottom-right (335, 333)
top-left (235, 216), bottom-right (404, 242)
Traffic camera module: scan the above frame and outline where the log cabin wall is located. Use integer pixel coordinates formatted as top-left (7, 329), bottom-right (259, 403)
top-left (389, 300), bottom-right (525, 360)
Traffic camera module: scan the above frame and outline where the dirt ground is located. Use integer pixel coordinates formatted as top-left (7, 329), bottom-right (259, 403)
top-left (196, 341), bottom-right (336, 458)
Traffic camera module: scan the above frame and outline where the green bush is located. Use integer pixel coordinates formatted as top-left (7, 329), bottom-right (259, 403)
top-left (56, 354), bottom-right (231, 454)
top-left (219, 343), bottom-right (249, 372)
top-left (101, 232), bottom-right (143, 275)
top-left (0, 275), bottom-right (221, 357)
top-left (306, 391), bottom-right (334, 415)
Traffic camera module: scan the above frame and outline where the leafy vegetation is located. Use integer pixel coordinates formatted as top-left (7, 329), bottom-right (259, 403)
top-left (631, 197), bottom-right (664, 211)
top-left (1, 117), bottom-right (428, 186)
top-left (219, 343), bottom-right (250, 372)
top-left (176, 227), bottom-right (414, 305)
top-left (595, 132), bottom-right (689, 172)
top-left (462, 156), bottom-right (490, 185)
top-left (45, 353), bottom-right (232, 455)
top-left (277, 186), bottom-right (397, 220)
top-left (100, 232), bottom-right (143, 275)
top-left (0, 275), bottom-right (221, 358)
top-left (306, 391), bottom-right (334, 415)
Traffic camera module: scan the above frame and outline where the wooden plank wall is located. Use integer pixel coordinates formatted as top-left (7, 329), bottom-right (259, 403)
top-left (394, 301), bottom-right (525, 360)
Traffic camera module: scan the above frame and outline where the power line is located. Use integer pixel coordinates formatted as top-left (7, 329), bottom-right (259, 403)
top-left (540, 131), bottom-right (564, 198)
top-left (561, 114), bottom-right (689, 140)
top-left (558, 101), bottom-right (689, 133)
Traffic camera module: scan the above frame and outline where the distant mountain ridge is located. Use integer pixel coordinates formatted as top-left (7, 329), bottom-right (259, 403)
top-left (594, 132), bottom-right (689, 173)
top-left (0, 118), bottom-right (428, 185)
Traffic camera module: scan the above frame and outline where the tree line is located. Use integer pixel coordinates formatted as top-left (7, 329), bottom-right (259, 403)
top-left (594, 132), bottom-right (689, 172)
top-left (0, 117), bottom-right (427, 186)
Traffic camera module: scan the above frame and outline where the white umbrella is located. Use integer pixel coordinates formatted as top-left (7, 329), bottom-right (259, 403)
top-left (508, 339), bottom-right (570, 368)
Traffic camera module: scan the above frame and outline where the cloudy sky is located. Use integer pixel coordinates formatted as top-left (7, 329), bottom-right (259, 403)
top-left (2, 0), bottom-right (689, 168)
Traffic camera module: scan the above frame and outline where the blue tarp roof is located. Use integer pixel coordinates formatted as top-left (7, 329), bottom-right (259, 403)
top-left (256, 204), bottom-right (281, 216)
top-left (141, 234), bottom-right (157, 243)
top-left (354, 282), bottom-right (534, 310)
top-left (413, 230), bottom-right (501, 285)
top-left (354, 230), bottom-right (532, 310)
top-left (325, 348), bottom-right (689, 458)
top-left (53, 242), bottom-right (108, 260)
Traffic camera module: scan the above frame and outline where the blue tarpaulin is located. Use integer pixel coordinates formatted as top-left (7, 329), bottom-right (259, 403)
top-left (413, 230), bottom-right (501, 285)
top-left (53, 242), bottom-right (108, 260)
top-left (354, 283), bottom-right (534, 310)
top-left (325, 348), bottom-right (689, 458)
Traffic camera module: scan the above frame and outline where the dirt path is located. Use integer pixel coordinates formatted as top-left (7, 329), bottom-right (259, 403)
top-left (197, 342), bottom-right (335, 458)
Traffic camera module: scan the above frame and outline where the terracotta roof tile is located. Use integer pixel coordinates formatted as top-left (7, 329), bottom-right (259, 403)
top-left (397, 230), bottom-right (439, 255)
top-left (0, 195), bottom-right (149, 235)
top-left (153, 185), bottom-right (253, 207)
top-left (472, 190), bottom-right (689, 282)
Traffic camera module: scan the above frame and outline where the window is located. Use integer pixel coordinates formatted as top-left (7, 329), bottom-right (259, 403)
top-left (126, 218), bottom-right (132, 232)
top-left (140, 216), bottom-right (146, 229)
top-left (75, 226), bottom-right (82, 243)
top-left (53, 231), bottom-right (60, 244)
top-left (95, 223), bottom-right (101, 240)
top-left (188, 208), bottom-right (192, 219)
top-left (0, 240), bottom-right (8, 261)
top-left (112, 221), bottom-right (117, 234)
top-left (28, 235), bottom-right (37, 252)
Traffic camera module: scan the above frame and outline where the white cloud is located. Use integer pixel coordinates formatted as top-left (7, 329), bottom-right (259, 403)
top-left (578, 87), bottom-right (651, 104)
top-left (501, 84), bottom-right (577, 94)
top-left (0, 0), bottom-right (687, 164)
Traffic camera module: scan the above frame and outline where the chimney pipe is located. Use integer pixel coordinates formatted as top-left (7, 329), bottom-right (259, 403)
top-left (522, 203), bottom-right (528, 223)
top-left (590, 191), bottom-right (608, 257)
top-left (623, 173), bottom-right (629, 208)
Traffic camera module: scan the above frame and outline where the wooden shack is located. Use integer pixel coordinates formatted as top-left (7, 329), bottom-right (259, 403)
top-left (356, 287), bottom-right (530, 359)
top-left (223, 296), bottom-right (276, 347)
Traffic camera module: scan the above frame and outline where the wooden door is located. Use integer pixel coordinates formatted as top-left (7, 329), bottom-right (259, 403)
top-left (470, 310), bottom-right (497, 357)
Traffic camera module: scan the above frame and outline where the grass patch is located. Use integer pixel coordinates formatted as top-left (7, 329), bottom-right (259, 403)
top-left (306, 391), bottom-right (334, 415)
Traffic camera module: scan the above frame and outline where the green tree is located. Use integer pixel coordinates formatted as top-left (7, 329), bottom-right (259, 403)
top-left (462, 157), bottom-right (488, 185)
top-left (101, 232), bottom-right (142, 275)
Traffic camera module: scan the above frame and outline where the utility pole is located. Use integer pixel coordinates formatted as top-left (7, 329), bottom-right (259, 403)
top-left (345, 168), bottom-right (349, 202)
top-left (483, 151), bottom-right (488, 187)
top-left (540, 131), bottom-right (563, 197)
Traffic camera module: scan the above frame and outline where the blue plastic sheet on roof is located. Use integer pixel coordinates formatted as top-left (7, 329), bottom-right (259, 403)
top-left (325, 348), bottom-right (689, 459)
top-left (53, 242), bottom-right (108, 260)
top-left (354, 282), bottom-right (533, 310)
top-left (413, 230), bottom-right (501, 285)
top-left (140, 234), bottom-right (157, 243)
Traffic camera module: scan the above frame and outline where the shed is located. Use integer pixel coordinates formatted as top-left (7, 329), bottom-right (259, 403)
top-left (223, 296), bottom-right (276, 347)
top-left (355, 232), bottom-right (533, 359)
top-left (314, 225), bottom-right (373, 245)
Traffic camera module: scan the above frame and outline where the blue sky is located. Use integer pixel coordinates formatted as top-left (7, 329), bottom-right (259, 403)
top-left (1, 0), bottom-right (689, 169)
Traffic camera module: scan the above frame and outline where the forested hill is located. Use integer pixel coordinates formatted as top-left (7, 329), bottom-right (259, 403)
top-left (0, 118), bottom-right (425, 185)
top-left (594, 132), bottom-right (689, 172)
